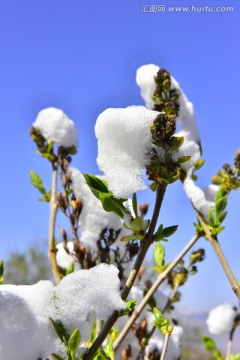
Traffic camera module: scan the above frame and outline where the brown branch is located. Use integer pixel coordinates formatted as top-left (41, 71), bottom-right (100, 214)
top-left (49, 162), bottom-right (61, 284)
top-left (196, 212), bottom-right (240, 300)
top-left (82, 184), bottom-right (167, 360)
top-left (113, 231), bottom-right (201, 351)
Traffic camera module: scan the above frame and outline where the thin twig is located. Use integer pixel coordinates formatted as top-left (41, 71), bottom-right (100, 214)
top-left (113, 231), bottom-right (201, 351)
top-left (196, 212), bottom-right (240, 300)
top-left (49, 162), bottom-right (61, 284)
top-left (82, 184), bottom-right (167, 360)
top-left (160, 332), bottom-right (171, 360)
top-left (225, 327), bottom-right (235, 360)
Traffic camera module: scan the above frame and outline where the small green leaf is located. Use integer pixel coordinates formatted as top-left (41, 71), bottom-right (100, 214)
top-left (201, 334), bottom-right (222, 359)
top-left (30, 170), bottom-right (46, 195)
top-left (83, 174), bottom-right (109, 194)
top-left (49, 318), bottom-right (70, 344)
top-left (208, 211), bottom-right (215, 227)
top-left (132, 193), bottom-right (138, 218)
top-left (177, 156), bottom-right (191, 164)
top-left (66, 262), bottom-right (74, 275)
top-left (119, 300), bottom-right (136, 316)
top-left (154, 243), bottom-right (165, 267)
top-left (215, 186), bottom-right (225, 203)
top-left (169, 136), bottom-right (184, 152)
top-left (0, 261), bottom-right (4, 278)
top-left (218, 210), bottom-right (227, 224)
top-left (68, 328), bottom-right (81, 360)
top-left (121, 234), bottom-right (143, 242)
top-left (154, 224), bottom-right (164, 241)
top-left (215, 195), bottom-right (228, 214)
top-left (162, 225), bottom-right (178, 238)
top-left (51, 354), bottom-right (65, 360)
top-left (194, 159), bottom-right (205, 171)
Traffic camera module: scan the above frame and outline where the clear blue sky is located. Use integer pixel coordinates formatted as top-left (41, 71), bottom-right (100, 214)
top-left (0, 0), bottom-right (240, 311)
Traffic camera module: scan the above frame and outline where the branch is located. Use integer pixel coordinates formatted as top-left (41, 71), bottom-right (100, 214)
top-left (113, 231), bottom-right (201, 351)
top-left (49, 162), bottom-right (61, 284)
top-left (225, 327), bottom-right (235, 360)
top-left (196, 212), bottom-right (240, 300)
top-left (82, 184), bottom-right (167, 360)
top-left (160, 332), bottom-right (171, 360)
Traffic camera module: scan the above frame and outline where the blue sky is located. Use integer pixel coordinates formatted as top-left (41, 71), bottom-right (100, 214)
top-left (0, 0), bottom-right (240, 311)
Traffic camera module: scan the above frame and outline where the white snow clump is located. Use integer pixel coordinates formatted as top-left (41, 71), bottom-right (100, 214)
top-left (95, 106), bottom-right (160, 198)
top-left (0, 264), bottom-right (125, 360)
top-left (206, 303), bottom-right (237, 335)
top-left (70, 167), bottom-right (129, 250)
top-left (33, 107), bottom-right (78, 148)
top-left (183, 177), bottom-right (219, 220)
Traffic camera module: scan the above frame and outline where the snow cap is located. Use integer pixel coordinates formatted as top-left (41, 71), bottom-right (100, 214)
top-left (33, 107), bottom-right (78, 148)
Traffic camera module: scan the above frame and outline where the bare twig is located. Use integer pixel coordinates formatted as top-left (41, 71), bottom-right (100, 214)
top-left (82, 184), bottom-right (167, 360)
top-left (49, 162), bottom-right (61, 284)
top-left (226, 327), bottom-right (235, 360)
top-left (113, 232), bottom-right (201, 351)
top-left (196, 212), bottom-right (240, 300)
top-left (160, 332), bottom-right (171, 360)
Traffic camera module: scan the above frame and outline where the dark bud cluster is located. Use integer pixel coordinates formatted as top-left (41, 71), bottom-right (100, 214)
top-left (150, 114), bottom-right (176, 151)
top-left (153, 69), bottom-right (180, 116)
top-left (212, 150), bottom-right (240, 193)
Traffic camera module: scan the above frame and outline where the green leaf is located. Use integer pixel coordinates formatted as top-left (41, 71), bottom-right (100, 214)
top-left (154, 224), bottom-right (164, 241)
top-left (121, 234), bottom-right (143, 242)
top-left (119, 300), bottom-right (137, 316)
top-left (83, 174), bottom-right (109, 194)
top-left (201, 334), bottom-right (222, 358)
top-left (154, 243), bottom-right (165, 267)
top-left (132, 193), bottom-right (138, 218)
top-left (215, 186), bottom-right (225, 203)
top-left (68, 328), bottom-right (81, 360)
top-left (177, 156), bottom-right (191, 164)
top-left (162, 225), bottom-right (178, 238)
top-left (0, 261), bottom-right (4, 278)
top-left (49, 318), bottom-right (70, 344)
top-left (215, 195), bottom-right (228, 214)
top-left (194, 159), bottom-right (205, 171)
top-left (83, 174), bottom-right (128, 218)
top-left (66, 262), bottom-right (74, 275)
top-left (208, 210), bottom-right (215, 227)
top-left (51, 354), bottom-right (65, 360)
top-left (30, 170), bottom-right (46, 195)
top-left (169, 136), bottom-right (184, 152)
top-left (218, 210), bottom-right (227, 224)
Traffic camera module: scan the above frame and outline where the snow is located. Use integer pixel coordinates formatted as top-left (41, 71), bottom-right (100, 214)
top-left (206, 303), bottom-right (237, 335)
top-left (33, 107), bottom-right (78, 148)
top-left (183, 177), bottom-right (219, 219)
top-left (70, 167), bottom-right (129, 251)
top-left (56, 241), bottom-right (80, 270)
top-left (0, 264), bottom-right (125, 360)
top-left (95, 106), bottom-right (160, 198)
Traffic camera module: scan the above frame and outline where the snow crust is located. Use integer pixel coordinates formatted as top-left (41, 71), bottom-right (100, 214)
top-left (95, 106), bottom-right (160, 198)
top-left (33, 107), bottom-right (78, 148)
top-left (0, 264), bottom-right (125, 360)
top-left (206, 303), bottom-right (237, 335)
